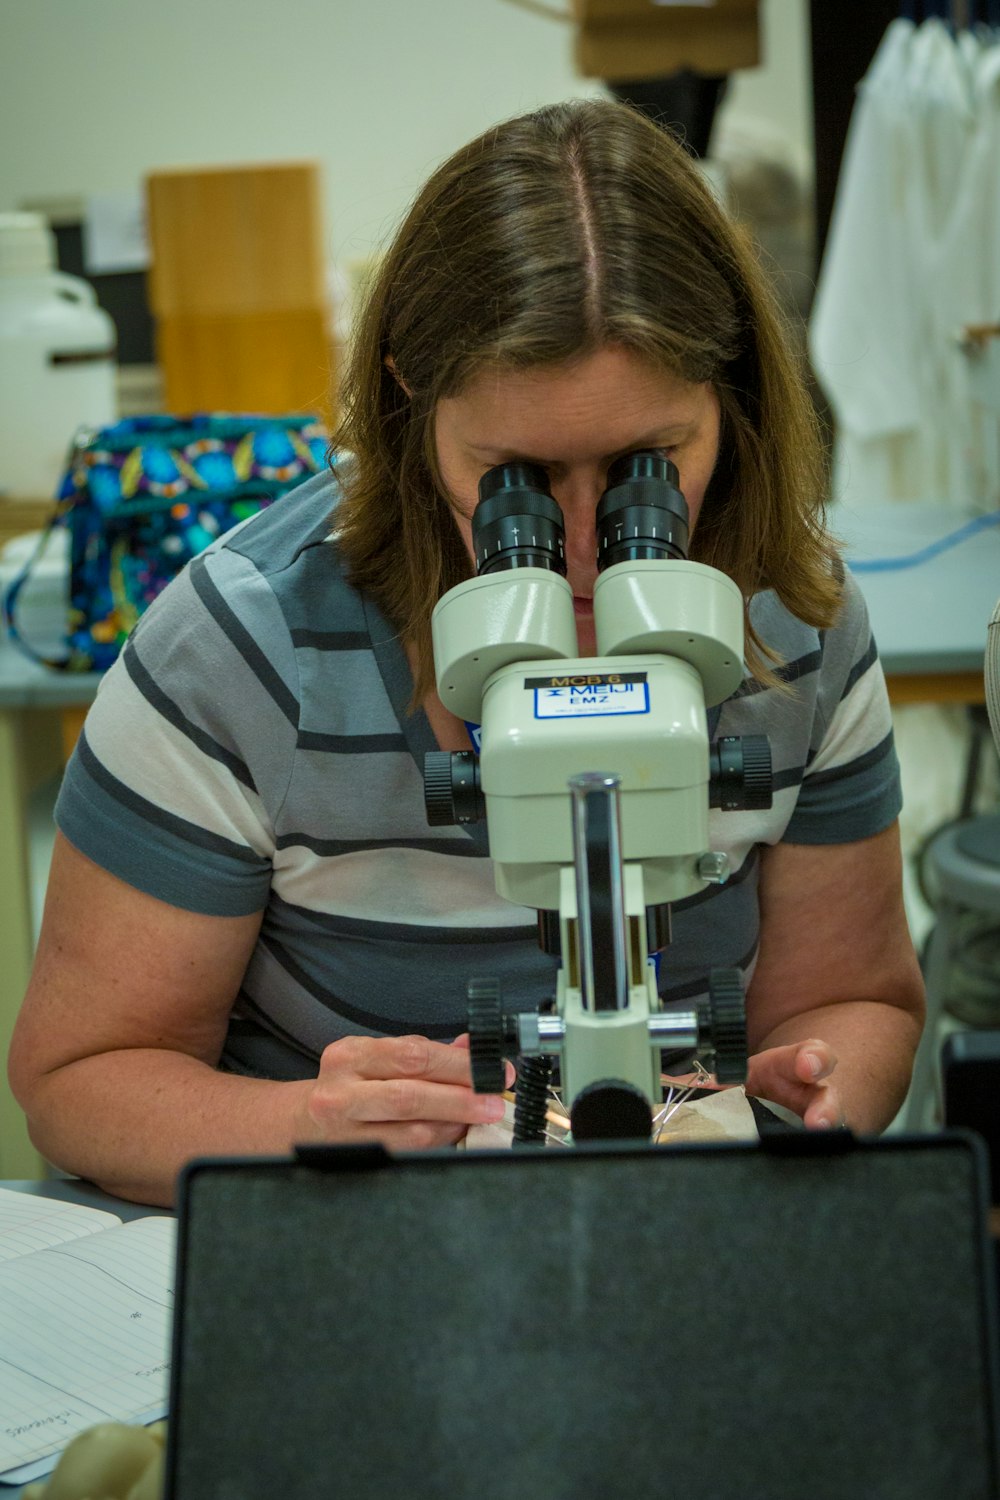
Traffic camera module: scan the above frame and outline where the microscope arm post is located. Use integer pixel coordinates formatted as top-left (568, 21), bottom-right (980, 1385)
top-left (569, 772), bottom-right (629, 1012)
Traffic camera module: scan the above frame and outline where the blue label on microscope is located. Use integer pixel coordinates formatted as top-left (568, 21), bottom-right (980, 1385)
top-left (532, 678), bottom-right (650, 719)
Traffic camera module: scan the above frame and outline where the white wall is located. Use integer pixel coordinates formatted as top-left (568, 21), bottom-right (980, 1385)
top-left (724, 0), bottom-right (813, 182)
top-left (0, 0), bottom-right (812, 278)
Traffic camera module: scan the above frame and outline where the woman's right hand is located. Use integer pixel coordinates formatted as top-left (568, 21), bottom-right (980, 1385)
top-left (8, 835), bottom-right (513, 1202)
top-left (296, 1033), bottom-right (511, 1150)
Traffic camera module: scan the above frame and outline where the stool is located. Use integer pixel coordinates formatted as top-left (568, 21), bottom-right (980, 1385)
top-left (905, 813), bottom-right (1000, 1130)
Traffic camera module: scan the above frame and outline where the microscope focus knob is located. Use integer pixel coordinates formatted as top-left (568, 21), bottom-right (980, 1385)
top-left (709, 735), bottom-right (773, 811)
top-left (423, 750), bottom-right (485, 826)
top-left (467, 978), bottom-right (508, 1094)
top-left (703, 969), bottom-right (749, 1084)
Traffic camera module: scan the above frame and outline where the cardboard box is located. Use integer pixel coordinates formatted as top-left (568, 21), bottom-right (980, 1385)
top-left (572, 0), bottom-right (760, 80)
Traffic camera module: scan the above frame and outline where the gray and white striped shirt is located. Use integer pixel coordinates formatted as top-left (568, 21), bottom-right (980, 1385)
top-left (56, 470), bottom-right (902, 1079)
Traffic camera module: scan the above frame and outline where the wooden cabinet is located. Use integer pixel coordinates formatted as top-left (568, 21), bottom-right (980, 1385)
top-left (145, 161), bottom-right (334, 419)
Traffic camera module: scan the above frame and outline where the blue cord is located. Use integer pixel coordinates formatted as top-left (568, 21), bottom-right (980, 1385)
top-left (847, 510), bottom-right (1000, 572)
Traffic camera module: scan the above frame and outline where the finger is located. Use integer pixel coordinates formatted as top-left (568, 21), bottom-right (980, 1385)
top-left (745, 1048), bottom-right (827, 1120)
top-left (349, 1076), bottom-right (507, 1129)
top-left (325, 1034), bottom-right (476, 1088)
top-left (745, 1045), bottom-right (807, 1102)
top-left (793, 1039), bottom-right (838, 1085)
top-left (747, 1041), bottom-right (836, 1101)
top-left (803, 1084), bottom-right (847, 1131)
top-left (306, 1075), bottom-right (504, 1145)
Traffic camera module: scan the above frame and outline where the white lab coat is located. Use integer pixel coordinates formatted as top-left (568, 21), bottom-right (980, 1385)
top-left (810, 18), bottom-right (1000, 514)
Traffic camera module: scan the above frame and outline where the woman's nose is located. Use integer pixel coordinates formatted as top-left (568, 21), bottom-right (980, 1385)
top-left (555, 477), bottom-right (603, 582)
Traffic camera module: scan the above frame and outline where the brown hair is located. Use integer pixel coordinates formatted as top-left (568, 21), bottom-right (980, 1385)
top-left (332, 98), bottom-right (838, 702)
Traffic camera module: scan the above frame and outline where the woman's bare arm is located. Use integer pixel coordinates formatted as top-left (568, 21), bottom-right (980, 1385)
top-left (8, 835), bottom-right (505, 1207)
top-left (744, 822), bottom-right (925, 1132)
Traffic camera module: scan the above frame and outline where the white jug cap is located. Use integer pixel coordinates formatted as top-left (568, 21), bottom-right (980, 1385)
top-left (0, 212), bottom-right (56, 276)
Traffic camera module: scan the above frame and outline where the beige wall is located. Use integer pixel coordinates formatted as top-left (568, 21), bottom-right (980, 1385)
top-left (0, 0), bottom-right (812, 281)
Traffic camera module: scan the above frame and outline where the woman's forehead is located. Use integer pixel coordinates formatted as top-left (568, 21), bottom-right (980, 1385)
top-left (438, 347), bottom-right (712, 457)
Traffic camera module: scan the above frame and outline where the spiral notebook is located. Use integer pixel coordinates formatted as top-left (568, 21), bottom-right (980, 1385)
top-left (0, 1189), bottom-right (175, 1482)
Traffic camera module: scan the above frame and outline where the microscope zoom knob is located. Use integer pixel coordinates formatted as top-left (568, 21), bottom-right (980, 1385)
top-left (423, 750), bottom-right (484, 826)
top-left (709, 735), bottom-right (773, 811)
top-left (704, 968), bottom-right (749, 1084)
top-left (467, 978), bottom-right (507, 1094)
top-left (739, 735), bottom-right (773, 810)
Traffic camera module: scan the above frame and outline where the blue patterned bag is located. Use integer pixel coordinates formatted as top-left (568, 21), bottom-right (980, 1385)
top-left (2, 413), bottom-right (330, 671)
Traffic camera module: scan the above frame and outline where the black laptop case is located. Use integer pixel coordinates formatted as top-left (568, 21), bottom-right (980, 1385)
top-left (166, 1132), bottom-right (1000, 1500)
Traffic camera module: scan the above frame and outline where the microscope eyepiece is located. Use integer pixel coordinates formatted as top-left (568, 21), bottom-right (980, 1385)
top-left (478, 460), bottom-right (550, 505)
top-left (472, 462), bottom-right (567, 577)
top-left (597, 449), bottom-right (689, 570)
top-left (605, 449), bottom-right (679, 490)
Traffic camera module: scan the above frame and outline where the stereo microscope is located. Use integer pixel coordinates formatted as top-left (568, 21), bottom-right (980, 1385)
top-left (424, 452), bottom-right (772, 1143)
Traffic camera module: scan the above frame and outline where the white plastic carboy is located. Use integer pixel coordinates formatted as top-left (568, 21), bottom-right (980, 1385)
top-left (0, 211), bottom-right (118, 498)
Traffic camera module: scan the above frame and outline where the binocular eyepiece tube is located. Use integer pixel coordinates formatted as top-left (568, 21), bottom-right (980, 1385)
top-left (473, 462), bottom-right (567, 576)
top-left (471, 450), bottom-right (690, 577)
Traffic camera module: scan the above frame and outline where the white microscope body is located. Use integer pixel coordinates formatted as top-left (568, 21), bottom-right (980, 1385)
top-left (425, 455), bottom-right (769, 1140)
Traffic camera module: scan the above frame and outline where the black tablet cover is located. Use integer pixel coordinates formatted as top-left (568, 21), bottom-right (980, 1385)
top-left (166, 1133), bottom-right (1000, 1500)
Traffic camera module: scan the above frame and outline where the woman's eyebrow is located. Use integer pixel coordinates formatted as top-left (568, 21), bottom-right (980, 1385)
top-left (467, 427), bottom-right (696, 463)
top-left (468, 445), bottom-right (557, 465)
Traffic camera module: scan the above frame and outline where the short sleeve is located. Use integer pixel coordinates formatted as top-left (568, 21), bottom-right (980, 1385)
top-left (55, 544), bottom-right (300, 916)
top-left (782, 573), bottom-right (902, 845)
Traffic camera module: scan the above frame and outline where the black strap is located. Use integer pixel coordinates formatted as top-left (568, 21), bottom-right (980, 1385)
top-left (1, 509), bottom-right (72, 670)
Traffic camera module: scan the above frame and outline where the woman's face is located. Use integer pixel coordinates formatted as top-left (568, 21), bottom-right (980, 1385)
top-left (433, 345), bottom-right (722, 655)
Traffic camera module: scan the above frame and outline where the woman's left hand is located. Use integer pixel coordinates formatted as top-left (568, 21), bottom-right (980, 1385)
top-left (741, 826), bottom-right (926, 1134)
top-left (744, 1038), bottom-right (846, 1130)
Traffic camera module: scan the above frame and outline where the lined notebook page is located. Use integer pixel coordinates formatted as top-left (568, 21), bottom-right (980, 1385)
top-left (0, 1216), bottom-right (176, 1473)
top-left (0, 1187), bottom-right (123, 1264)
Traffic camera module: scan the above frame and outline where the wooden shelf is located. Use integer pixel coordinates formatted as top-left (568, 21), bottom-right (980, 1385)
top-left (0, 499), bottom-right (55, 549)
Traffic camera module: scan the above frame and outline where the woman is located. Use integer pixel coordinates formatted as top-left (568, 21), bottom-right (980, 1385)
top-left (8, 101), bottom-right (924, 1206)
